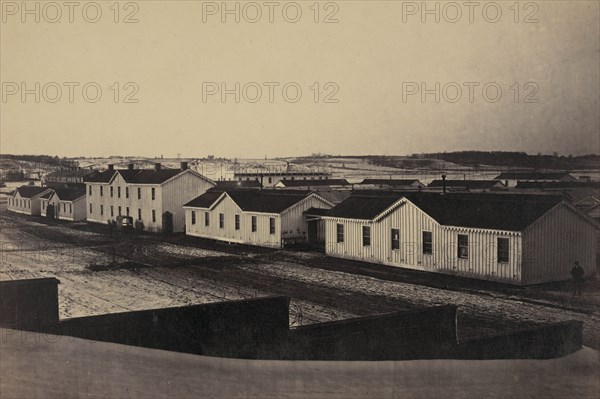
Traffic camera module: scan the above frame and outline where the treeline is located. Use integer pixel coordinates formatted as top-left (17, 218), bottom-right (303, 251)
top-left (410, 151), bottom-right (600, 169)
top-left (0, 154), bottom-right (77, 168)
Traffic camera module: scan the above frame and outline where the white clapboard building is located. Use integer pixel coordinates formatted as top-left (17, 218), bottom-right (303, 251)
top-left (184, 189), bottom-right (333, 248)
top-left (40, 187), bottom-right (87, 221)
top-left (7, 186), bottom-right (54, 216)
top-left (84, 163), bottom-right (215, 233)
top-left (322, 191), bottom-right (598, 285)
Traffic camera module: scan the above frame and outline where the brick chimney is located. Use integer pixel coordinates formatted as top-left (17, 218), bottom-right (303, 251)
top-left (128, 163), bottom-right (134, 170)
top-left (108, 164), bottom-right (114, 170)
top-left (180, 161), bottom-right (188, 170)
top-left (155, 163), bottom-right (162, 171)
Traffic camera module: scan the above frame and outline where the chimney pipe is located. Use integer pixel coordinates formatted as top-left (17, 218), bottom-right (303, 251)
top-left (180, 161), bottom-right (188, 170)
top-left (441, 174), bottom-right (447, 194)
top-left (108, 164), bottom-right (114, 170)
top-left (155, 163), bottom-right (162, 171)
top-left (128, 163), bottom-right (134, 170)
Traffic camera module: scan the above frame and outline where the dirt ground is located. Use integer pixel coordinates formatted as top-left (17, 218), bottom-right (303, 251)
top-left (1, 209), bottom-right (598, 348)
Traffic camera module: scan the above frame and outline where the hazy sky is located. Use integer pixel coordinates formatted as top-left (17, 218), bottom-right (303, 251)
top-left (1, 1), bottom-right (598, 158)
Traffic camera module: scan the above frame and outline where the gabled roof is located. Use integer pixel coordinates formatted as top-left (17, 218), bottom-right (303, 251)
top-left (185, 190), bottom-right (329, 214)
top-left (359, 179), bottom-right (422, 186)
top-left (494, 171), bottom-right (574, 180)
top-left (84, 168), bottom-right (212, 185)
top-left (277, 179), bottom-right (350, 187)
top-left (428, 180), bottom-right (504, 190)
top-left (40, 191), bottom-right (53, 199)
top-left (14, 186), bottom-right (52, 199)
top-left (213, 180), bottom-right (263, 189)
top-left (50, 187), bottom-right (86, 201)
top-left (45, 169), bottom-right (97, 179)
top-left (326, 191), bottom-right (566, 231)
top-left (515, 181), bottom-right (600, 189)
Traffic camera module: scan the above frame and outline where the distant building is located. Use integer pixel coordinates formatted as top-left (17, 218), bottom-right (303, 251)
top-left (274, 179), bottom-right (351, 190)
top-left (494, 171), bottom-right (576, 187)
top-left (234, 171), bottom-right (331, 188)
top-left (355, 179), bottom-right (424, 190)
top-left (41, 187), bottom-right (87, 221)
top-left (43, 169), bottom-right (98, 188)
top-left (7, 186), bottom-right (54, 216)
top-left (321, 191), bottom-right (598, 285)
top-left (427, 179), bottom-right (506, 192)
top-left (515, 181), bottom-right (600, 204)
top-left (84, 163), bottom-right (215, 233)
top-left (184, 190), bottom-right (333, 248)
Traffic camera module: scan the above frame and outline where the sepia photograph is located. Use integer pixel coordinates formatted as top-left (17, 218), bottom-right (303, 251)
top-left (0, 1), bottom-right (599, 398)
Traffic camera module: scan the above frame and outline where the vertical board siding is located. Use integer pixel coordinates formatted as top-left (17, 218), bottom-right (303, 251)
top-left (522, 204), bottom-right (597, 284)
top-left (185, 194), bottom-right (332, 248)
top-left (185, 195), bottom-right (282, 248)
top-left (162, 171), bottom-right (215, 233)
top-left (325, 200), bottom-right (523, 284)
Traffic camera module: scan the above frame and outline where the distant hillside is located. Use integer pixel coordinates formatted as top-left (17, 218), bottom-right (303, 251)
top-left (409, 152), bottom-right (600, 170)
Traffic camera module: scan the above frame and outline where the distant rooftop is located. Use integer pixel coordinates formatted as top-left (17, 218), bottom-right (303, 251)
top-left (428, 180), bottom-right (505, 190)
top-left (185, 190), bottom-right (324, 213)
top-left (494, 171), bottom-right (575, 180)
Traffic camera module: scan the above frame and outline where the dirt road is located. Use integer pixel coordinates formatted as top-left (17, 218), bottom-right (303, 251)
top-left (1, 210), bottom-right (598, 347)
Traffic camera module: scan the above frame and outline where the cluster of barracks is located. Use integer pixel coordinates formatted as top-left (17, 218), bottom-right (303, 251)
top-left (6, 162), bottom-right (599, 286)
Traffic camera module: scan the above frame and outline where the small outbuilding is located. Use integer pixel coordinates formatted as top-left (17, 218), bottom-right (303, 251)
top-left (7, 186), bottom-right (54, 216)
top-left (41, 187), bottom-right (87, 221)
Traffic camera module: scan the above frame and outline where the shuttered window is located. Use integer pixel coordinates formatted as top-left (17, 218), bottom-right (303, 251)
top-left (100, 204), bottom-right (103, 216)
top-left (151, 188), bottom-right (155, 200)
top-left (497, 237), bottom-right (509, 263)
top-left (125, 187), bottom-right (129, 198)
top-left (205, 212), bottom-right (210, 226)
top-left (336, 224), bottom-right (344, 243)
top-left (391, 229), bottom-right (400, 250)
top-left (251, 216), bottom-right (257, 232)
top-left (191, 211), bottom-right (196, 225)
top-left (100, 186), bottom-right (103, 196)
top-left (138, 187), bottom-right (141, 199)
top-left (89, 203), bottom-right (93, 213)
top-left (110, 187), bottom-right (114, 197)
top-left (219, 213), bottom-right (224, 229)
top-left (423, 231), bottom-right (432, 255)
top-left (362, 226), bottom-right (371, 247)
top-left (152, 210), bottom-right (156, 222)
top-left (138, 208), bottom-right (142, 220)
top-left (235, 214), bottom-right (240, 230)
top-left (118, 187), bottom-right (121, 198)
top-left (126, 207), bottom-right (130, 216)
top-left (118, 206), bottom-right (122, 216)
top-left (89, 186), bottom-right (92, 195)
top-left (458, 234), bottom-right (469, 259)
top-left (111, 206), bottom-right (114, 217)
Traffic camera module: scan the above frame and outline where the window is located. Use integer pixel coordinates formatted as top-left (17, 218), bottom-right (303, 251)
top-left (497, 237), bottom-right (510, 263)
top-left (219, 213), bottom-right (224, 229)
top-left (423, 231), bottom-right (432, 255)
top-left (138, 208), bottom-right (142, 220)
top-left (89, 203), bottom-right (93, 213)
top-left (110, 186), bottom-right (114, 197)
top-left (118, 186), bottom-right (121, 198)
top-left (390, 229), bottom-right (400, 250)
top-left (362, 226), bottom-right (371, 246)
top-left (63, 203), bottom-right (66, 212)
top-left (126, 207), bottom-right (130, 216)
top-left (89, 186), bottom-right (92, 195)
top-left (100, 204), bottom-right (104, 216)
top-left (204, 212), bottom-right (210, 226)
top-left (100, 186), bottom-right (103, 196)
top-left (336, 224), bottom-right (344, 243)
top-left (111, 206), bottom-right (114, 217)
top-left (269, 217), bottom-right (275, 235)
top-left (152, 210), bottom-right (156, 222)
top-left (191, 211), bottom-right (196, 225)
top-left (458, 234), bottom-right (469, 259)
top-left (268, 177), bottom-right (272, 184)
top-left (137, 187), bottom-right (141, 200)
top-left (118, 206), bottom-right (122, 216)
top-left (151, 188), bottom-right (155, 200)
top-left (235, 214), bottom-right (240, 230)
top-left (251, 216), bottom-right (257, 232)
top-left (125, 187), bottom-right (129, 199)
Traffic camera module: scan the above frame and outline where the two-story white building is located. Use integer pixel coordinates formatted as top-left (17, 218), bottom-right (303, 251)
top-left (84, 163), bottom-right (215, 233)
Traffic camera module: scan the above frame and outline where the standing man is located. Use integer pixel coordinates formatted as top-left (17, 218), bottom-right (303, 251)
top-left (570, 261), bottom-right (585, 297)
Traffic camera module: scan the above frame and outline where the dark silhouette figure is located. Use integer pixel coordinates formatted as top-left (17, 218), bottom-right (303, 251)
top-left (570, 261), bottom-right (585, 297)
